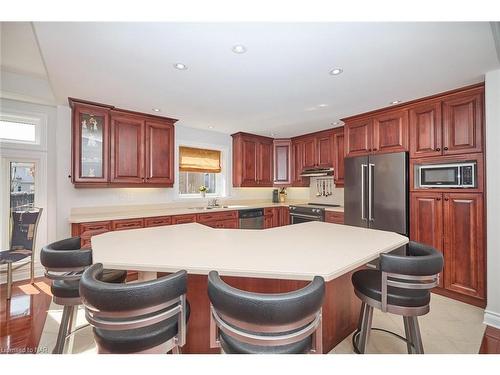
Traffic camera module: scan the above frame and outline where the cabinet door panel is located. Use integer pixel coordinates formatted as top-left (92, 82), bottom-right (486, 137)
top-left (443, 193), bottom-right (485, 299)
top-left (258, 140), bottom-right (273, 186)
top-left (372, 110), bottom-right (408, 153)
top-left (317, 133), bottom-right (333, 168)
top-left (303, 137), bottom-right (317, 168)
top-left (442, 92), bottom-right (483, 155)
top-left (72, 104), bottom-right (110, 183)
top-left (171, 214), bottom-right (197, 225)
top-left (242, 138), bottom-right (258, 185)
top-left (345, 118), bottom-right (372, 157)
top-left (409, 102), bottom-right (442, 158)
top-left (78, 221), bottom-right (112, 249)
top-left (333, 129), bottom-right (345, 186)
top-left (410, 192), bottom-right (444, 287)
top-left (111, 115), bottom-right (144, 183)
top-left (145, 120), bottom-right (174, 185)
top-left (112, 218), bottom-right (144, 231)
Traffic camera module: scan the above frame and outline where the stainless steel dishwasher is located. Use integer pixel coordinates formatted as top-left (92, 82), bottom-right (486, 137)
top-left (238, 208), bottom-right (264, 229)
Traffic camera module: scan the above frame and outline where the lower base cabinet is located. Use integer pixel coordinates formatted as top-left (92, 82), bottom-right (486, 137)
top-left (325, 211), bottom-right (344, 224)
top-left (410, 191), bottom-right (485, 306)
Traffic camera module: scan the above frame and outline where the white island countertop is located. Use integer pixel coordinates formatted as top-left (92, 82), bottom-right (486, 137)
top-left (91, 221), bottom-right (407, 282)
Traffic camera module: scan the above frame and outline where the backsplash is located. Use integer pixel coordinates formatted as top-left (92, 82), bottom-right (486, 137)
top-left (308, 176), bottom-right (344, 206)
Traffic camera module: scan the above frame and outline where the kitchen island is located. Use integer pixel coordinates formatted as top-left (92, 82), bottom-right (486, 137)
top-left (91, 221), bottom-right (408, 353)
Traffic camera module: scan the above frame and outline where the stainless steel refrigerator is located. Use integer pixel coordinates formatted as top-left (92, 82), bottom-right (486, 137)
top-left (344, 152), bottom-right (408, 235)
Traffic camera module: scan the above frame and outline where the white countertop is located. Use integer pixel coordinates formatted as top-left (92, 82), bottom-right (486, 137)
top-left (69, 202), bottom-right (344, 223)
top-left (91, 221), bottom-right (406, 281)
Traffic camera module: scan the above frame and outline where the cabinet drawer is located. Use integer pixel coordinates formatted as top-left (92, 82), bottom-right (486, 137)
top-left (78, 221), bottom-right (112, 248)
top-left (172, 214), bottom-right (197, 225)
top-left (197, 210), bottom-right (238, 223)
top-left (325, 211), bottom-right (344, 224)
top-left (144, 216), bottom-right (172, 227)
top-left (112, 218), bottom-right (144, 230)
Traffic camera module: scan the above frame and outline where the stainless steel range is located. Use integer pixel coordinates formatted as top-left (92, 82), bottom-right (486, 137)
top-left (289, 203), bottom-right (341, 224)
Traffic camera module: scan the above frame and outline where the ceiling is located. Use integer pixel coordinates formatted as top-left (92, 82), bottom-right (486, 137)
top-left (12, 23), bottom-right (500, 136)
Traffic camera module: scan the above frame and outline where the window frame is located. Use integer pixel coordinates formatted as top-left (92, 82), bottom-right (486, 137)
top-left (175, 141), bottom-right (229, 200)
top-left (0, 109), bottom-right (47, 151)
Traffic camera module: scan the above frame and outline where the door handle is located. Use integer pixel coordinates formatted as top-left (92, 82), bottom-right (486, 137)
top-left (361, 164), bottom-right (367, 221)
top-left (368, 163), bottom-right (375, 222)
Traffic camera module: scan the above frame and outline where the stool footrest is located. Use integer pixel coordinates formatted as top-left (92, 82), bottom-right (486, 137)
top-left (352, 327), bottom-right (416, 354)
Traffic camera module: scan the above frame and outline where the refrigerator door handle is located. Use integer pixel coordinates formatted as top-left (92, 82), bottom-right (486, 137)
top-left (368, 163), bottom-right (375, 222)
top-left (361, 164), bottom-right (367, 221)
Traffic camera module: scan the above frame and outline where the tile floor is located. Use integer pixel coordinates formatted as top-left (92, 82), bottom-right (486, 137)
top-left (38, 293), bottom-right (485, 354)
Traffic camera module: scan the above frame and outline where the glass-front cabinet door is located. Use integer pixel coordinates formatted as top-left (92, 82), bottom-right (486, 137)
top-left (72, 103), bottom-right (110, 184)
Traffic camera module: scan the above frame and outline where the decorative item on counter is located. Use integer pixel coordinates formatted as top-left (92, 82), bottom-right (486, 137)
top-left (279, 187), bottom-right (287, 203)
top-left (199, 185), bottom-right (208, 198)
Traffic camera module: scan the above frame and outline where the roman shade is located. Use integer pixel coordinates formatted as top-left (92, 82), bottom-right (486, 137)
top-left (179, 146), bottom-right (222, 173)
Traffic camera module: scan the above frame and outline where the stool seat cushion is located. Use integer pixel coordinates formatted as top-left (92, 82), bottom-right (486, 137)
top-left (352, 269), bottom-right (430, 308)
top-left (93, 301), bottom-right (190, 353)
top-left (219, 332), bottom-right (312, 354)
top-left (52, 269), bottom-right (127, 300)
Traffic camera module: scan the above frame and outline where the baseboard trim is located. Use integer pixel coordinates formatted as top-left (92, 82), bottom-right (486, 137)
top-left (484, 310), bottom-right (500, 329)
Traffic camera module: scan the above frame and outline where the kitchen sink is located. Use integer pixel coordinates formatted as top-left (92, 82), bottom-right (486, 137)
top-left (187, 205), bottom-right (248, 210)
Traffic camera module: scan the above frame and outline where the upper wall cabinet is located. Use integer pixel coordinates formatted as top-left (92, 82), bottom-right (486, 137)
top-left (71, 102), bottom-right (112, 185)
top-left (232, 132), bottom-right (274, 187)
top-left (69, 98), bottom-right (177, 188)
top-left (344, 109), bottom-right (408, 157)
top-left (442, 89), bottom-right (483, 155)
top-left (409, 87), bottom-right (483, 158)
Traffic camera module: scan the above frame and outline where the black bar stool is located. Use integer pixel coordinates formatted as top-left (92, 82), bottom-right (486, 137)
top-left (208, 271), bottom-right (325, 354)
top-left (80, 263), bottom-right (190, 354)
top-left (40, 237), bottom-right (127, 354)
top-left (351, 241), bottom-right (444, 354)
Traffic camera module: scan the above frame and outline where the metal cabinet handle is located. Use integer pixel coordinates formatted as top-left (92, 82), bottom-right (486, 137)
top-left (443, 147), bottom-right (449, 151)
top-left (444, 197), bottom-right (449, 201)
top-left (436, 197), bottom-right (441, 201)
top-left (436, 148), bottom-right (441, 151)
top-left (368, 163), bottom-right (375, 222)
top-left (361, 164), bottom-right (367, 220)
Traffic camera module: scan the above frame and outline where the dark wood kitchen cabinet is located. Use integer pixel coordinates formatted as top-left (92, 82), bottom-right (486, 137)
top-left (291, 139), bottom-right (308, 187)
top-left (443, 193), bottom-right (485, 301)
top-left (372, 109), bottom-right (408, 154)
top-left (410, 191), bottom-right (485, 306)
top-left (409, 101), bottom-right (442, 158)
top-left (409, 88), bottom-right (483, 158)
top-left (232, 132), bottom-right (274, 187)
top-left (197, 211), bottom-right (239, 229)
top-left (344, 109), bottom-right (408, 157)
top-left (145, 120), bottom-right (175, 185)
top-left (110, 113), bottom-right (145, 184)
top-left (264, 207), bottom-right (280, 228)
top-left (344, 117), bottom-right (372, 157)
top-left (112, 218), bottom-right (144, 231)
top-left (70, 102), bottom-right (112, 186)
top-left (72, 221), bottom-right (112, 249)
top-left (442, 90), bottom-right (483, 155)
top-left (69, 98), bottom-right (177, 188)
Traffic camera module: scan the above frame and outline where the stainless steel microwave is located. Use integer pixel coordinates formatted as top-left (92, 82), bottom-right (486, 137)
top-left (415, 162), bottom-right (476, 188)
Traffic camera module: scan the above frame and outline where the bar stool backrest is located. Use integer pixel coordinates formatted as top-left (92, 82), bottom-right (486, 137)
top-left (79, 263), bottom-right (188, 347)
top-left (40, 236), bottom-right (92, 280)
top-left (379, 241), bottom-right (444, 312)
top-left (207, 271), bottom-right (325, 353)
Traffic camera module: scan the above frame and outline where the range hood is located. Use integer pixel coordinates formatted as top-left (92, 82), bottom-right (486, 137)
top-left (300, 167), bottom-right (334, 177)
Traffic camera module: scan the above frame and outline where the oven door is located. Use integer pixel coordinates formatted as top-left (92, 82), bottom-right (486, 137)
top-left (290, 213), bottom-right (322, 224)
top-left (419, 165), bottom-right (459, 187)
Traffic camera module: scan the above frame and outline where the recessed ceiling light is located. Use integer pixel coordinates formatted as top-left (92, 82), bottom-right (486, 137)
top-left (152, 108), bottom-right (160, 112)
top-left (332, 122), bottom-right (339, 125)
top-left (329, 68), bottom-right (343, 76)
top-left (390, 100), bottom-right (402, 105)
top-left (208, 125), bottom-right (214, 129)
top-left (305, 107), bottom-right (317, 112)
top-left (232, 44), bottom-right (247, 54)
top-left (270, 133), bottom-right (275, 137)
top-left (318, 104), bottom-right (328, 108)
top-left (173, 63), bottom-right (187, 70)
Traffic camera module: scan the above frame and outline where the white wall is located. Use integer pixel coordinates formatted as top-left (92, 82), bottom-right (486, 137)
top-left (484, 69), bottom-right (500, 329)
